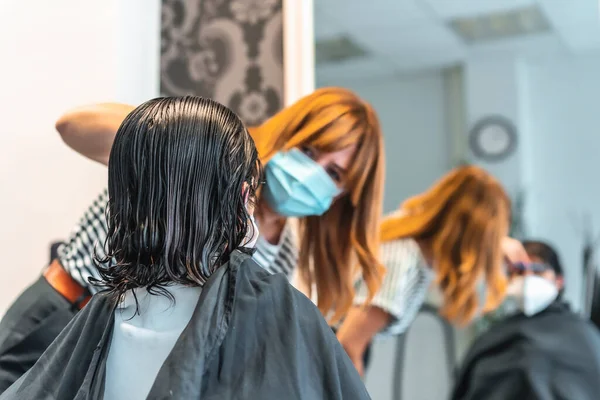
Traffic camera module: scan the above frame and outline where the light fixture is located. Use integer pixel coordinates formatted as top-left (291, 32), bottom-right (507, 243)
top-left (315, 35), bottom-right (368, 65)
top-left (449, 5), bottom-right (551, 44)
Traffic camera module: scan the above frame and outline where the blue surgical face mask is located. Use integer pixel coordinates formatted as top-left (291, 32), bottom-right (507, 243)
top-left (262, 148), bottom-right (342, 217)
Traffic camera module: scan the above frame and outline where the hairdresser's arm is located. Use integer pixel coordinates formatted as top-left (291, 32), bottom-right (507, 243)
top-left (339, 239), bottom-right (425, 375)
top-left (337, 306), bottom-right (390, 376)
top-left (55, 103), bottom-right (135, 166)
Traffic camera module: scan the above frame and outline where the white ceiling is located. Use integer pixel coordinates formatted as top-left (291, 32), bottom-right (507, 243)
top-left (315, 0), bottom-right (600, 81)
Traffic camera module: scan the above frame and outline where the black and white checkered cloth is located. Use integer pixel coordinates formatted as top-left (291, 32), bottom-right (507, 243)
top-left (57, 189), bottom-right (109, 294)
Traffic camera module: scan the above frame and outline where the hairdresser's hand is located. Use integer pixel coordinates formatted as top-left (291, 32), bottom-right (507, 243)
top-left (343, 346), bottom-right (365, 377)
top-left (502, 237), bottom-right (530, 265)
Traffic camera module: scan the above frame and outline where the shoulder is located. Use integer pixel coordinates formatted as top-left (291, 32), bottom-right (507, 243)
top-left (232, 250), bottom-right (287, 282)
top-left (229, 250), bottom-right (324, 321)
top-left (459, 325), bottom-right (542, 384)
top-left (220, 252), bottom-right (368, 398)
top-left (76, 292), bottom-right (114, 328)
top-left (230, 250), bottom-right (296, 298)
top-left (87, 189), bottom-right (109, 218)
top-left (98, 187), bottom-right (109, 202)
top-left (464, 314), bottom-right (566, 371)
top-left (381, 237), bottom-right (419, 252)
top-left (232, 251), bottom-right (307, 303)
top-left (0, 293), bottom-right (114, 398)
top-left (538, 307), bottom-right (600, 347)
top-left (85, 188), bottom-right (109, 215)
top-left (453, 334), bottom-right (546, 400)
top-left (380, 238), bottom-right (424, 266)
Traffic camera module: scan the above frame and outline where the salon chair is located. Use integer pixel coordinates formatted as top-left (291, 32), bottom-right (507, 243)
top-left (364, 304), bottom-right (458, 400)
top-left (588, 266), bottom-right (600, 331)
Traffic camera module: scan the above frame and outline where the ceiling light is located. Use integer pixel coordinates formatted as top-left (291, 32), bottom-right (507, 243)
top-left (315, 35), bottom-right (369, 65)
top-left (449, 5), bottom-right (551, 44)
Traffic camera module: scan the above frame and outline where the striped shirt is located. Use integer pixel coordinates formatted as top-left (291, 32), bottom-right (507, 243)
top-left (252, 220), bottom-right (299, 278)
top-left (353, 238), bottom-right (435, 335)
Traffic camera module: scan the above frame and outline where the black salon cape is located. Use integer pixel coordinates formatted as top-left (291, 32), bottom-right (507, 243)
top-left (0, 251), bottom-right (369, 400)
top-left (452, 302), bottom-right (600, 400)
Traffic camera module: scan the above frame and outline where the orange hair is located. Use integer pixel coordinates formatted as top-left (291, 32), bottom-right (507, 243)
top-left (381, 165), bottom-right (510, 325)
top-left (250, 87), bottom-right (385, 323)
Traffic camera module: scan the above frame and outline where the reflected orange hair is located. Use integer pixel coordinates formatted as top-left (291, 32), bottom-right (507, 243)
top-left (250, 87), bottom-right (385, 323)
top-left (381, 165), bottom-right (510, 325)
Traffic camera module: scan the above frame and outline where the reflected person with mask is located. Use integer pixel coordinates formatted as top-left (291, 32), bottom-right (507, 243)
top-left (337, 166), bottom-right (517, 375)
top-left (452, 240), bottom-right (600, 400)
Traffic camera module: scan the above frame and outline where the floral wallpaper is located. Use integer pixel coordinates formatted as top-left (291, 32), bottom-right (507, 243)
top-left (161, 0), bottom-right (284, 125)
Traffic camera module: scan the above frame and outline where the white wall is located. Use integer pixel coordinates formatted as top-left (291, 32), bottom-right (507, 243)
top-left (0, 0), bottom-right (160, 316)
top-left (317, 72), bottom-right (451, 213)
top-left (524, 54), bottom-right (600, 309)
top-left (465, 58), bottom-right (528, 195)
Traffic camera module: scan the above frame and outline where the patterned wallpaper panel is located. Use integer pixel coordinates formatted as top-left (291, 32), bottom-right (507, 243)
top-left (161, 0), bottom-right (284, 125)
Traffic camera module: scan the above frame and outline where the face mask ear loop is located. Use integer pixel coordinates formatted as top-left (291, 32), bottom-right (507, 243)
top-left (242, 183), bottom-right (250, 206)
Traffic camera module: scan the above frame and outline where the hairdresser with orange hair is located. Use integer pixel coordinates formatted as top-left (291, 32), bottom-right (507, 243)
top-left (336, 165), bottom-right (529, 374)
top-left (0, 88), bottom-right (385, 391)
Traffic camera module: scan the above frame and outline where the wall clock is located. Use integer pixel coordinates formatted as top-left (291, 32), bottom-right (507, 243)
top-left (469, 115), bottom-right (518, 163)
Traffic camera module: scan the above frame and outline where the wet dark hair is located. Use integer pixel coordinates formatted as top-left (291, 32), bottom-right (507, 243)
top-left (522, 240), bottom-right (564, 295)
top-left (522, 240), bottom-right (564, 278)
top-left (93, 96), bottom-right (261, 299)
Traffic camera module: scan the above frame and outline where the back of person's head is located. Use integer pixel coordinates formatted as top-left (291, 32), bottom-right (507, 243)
top-left (522, 240), bottom-right (565, 295)
top-left (381, 165), bottom-right (511, 325)
top-left (250, 87), bottom-right (385, 323)
top-left (522, 240), bottom-right (563, 277)
top-left (96, 96), bottom-right (261, 297)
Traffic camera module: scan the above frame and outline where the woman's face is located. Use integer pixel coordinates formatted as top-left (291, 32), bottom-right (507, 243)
top-left (259, 144), bottom-right (358, 218)
top-left (299, 144), bottom-right (356, 194)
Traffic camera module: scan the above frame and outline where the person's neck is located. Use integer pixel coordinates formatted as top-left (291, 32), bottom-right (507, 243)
top-left (255, 199), bottom-right (288, 245)
top-left (415, 238), bottom-right (435, 267)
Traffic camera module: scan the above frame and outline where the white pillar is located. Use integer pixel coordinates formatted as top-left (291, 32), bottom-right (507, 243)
top-left (282, 0), bottom-right (315, 105)
top-left (115, 0), bottom-right (162, 104)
